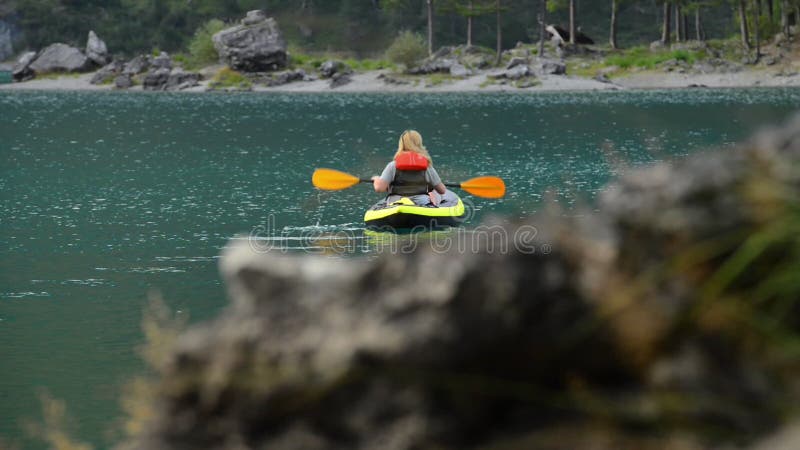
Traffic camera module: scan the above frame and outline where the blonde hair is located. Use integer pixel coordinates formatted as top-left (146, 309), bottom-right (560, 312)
top-left (394, 130), bottom-right (432, 163)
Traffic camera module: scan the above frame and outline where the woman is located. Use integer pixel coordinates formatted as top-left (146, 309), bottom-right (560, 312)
top-left (371, 130), bottom-right (447, 205)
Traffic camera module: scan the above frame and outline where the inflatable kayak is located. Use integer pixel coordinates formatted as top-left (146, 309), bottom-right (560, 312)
top-left (364, 190), bottom-right (465, 230)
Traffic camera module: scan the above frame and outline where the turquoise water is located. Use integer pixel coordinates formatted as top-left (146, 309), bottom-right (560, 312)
top-left (1, 88), bottom-right (799, 448)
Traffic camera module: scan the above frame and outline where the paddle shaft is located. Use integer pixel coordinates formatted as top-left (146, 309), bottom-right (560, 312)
top-left (358, 179), bottom-right (461, 189)
top-left (313, 168), bottom-right (503, 198)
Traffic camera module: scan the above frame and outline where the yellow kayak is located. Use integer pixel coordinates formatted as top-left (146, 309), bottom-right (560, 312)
top-left (364, 190), bottom-right (465, 230)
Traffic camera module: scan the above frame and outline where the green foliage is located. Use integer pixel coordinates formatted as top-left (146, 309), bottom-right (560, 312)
top-left (424, 73), bottom-right (456, 87)
top-left (209, 67), bottom-right (251, 89)
top-left (604, 46), bottom-right (705, 70)
top-left (0, 0), bottom-right (757, 69)
top-left (27, 391), bottom-right (93, 450)
top-left (287, 48), bottom-right (393, 72)
top-left (188, 19), bottom-right (226, 68)
top-left (343, 58), bottom-right (394, 71)
top-left (439, 0), bottom-right (496, 18)
top-left (674, 172), bottom-right (800, 367)
top-left (120, 296), bottom-right (187, 439)
top-left (385, 31), bottom-right (428, 69)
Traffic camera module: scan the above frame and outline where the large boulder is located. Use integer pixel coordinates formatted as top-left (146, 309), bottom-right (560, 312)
top-left (85, 30), bottom-right (109, 66)
top-left (212, 10), bottom-right (287, 72)
top-left (29, 43), bottom-right (91, 73)
top-left (12, 51), bottom-right (36, 81)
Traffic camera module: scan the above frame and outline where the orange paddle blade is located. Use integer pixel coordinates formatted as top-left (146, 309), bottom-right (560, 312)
top-left (459, 176), bottom-right (506, 199)
top-left (312, 168), bottom-right (362, 190)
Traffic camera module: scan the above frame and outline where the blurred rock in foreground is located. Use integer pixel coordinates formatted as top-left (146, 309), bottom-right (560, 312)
top-left (120, 116), bottom-right (800, 450)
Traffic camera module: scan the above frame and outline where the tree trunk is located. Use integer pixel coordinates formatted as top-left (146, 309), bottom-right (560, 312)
top-left (754, 0), bottom-right (761, 62)
top-left (661, 2), bottom-right (672, 45)
top-left (684, 10), bottom-right (689, 40)
top-left (467, 0), bottom-right (473, 46)
top-left (539, 0), bottom-right (547, 57)
top-left (676, 3), bottom-right (683, 42)
top-left (767, 0), bottom-right (774, 23)
top-left (781, 0), bottom-right (789, 36)
top-left (610, 0), bottom-right (618, 49)
top-left (495, 0), bottom-right (502, 65)
top-left (739, 0), bottom-right (751, 49)
top-left (427, 0), bottom-right (434, 56)
top-left (695, 7), bottom-right (705, 41)
top-left (569, 0), bottom-right (576, 44)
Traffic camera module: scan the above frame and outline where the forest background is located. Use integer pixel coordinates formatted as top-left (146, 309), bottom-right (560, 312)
top-left (3, 0), bottom-right (795, 60)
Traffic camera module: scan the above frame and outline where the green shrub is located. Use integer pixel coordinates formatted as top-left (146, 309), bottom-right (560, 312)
top-left (210, 67), bottom-right (251, 89)
top-left (343, 58), bottom-right (394, 71)
top-left (188, 19), bottom-right (226, 68)
top-left (385, 31), bottom-right (428, 69)
top-left (604, 46), bottom-right (704, 70)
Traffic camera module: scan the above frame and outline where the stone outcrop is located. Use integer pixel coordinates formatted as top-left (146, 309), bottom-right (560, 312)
top-left (536, 58), bottom-right (567, 75)
top-left (251, 69), bottom-right (311, 87)
top-left (165, 68), bottom-right (202, 90)
top-left (114, 73), bottom-right (133, 89)
top-left (142, 66), bottom-right (202, 91)
top-left (123, 55), bottom-right (151, 76)
top-left (12, 51), bottom-right (36, 81)
top-left (90, 60), bottom-right (123, 85)
top-left (409, 45), bottom-right (494, 75)
top-left (213, 10), bottom-right (287, 72)
top-left (142, 67), bottom-right (170, 90)
top-left (120, 117), bottom-right (800, 450)
top-left (407, 58), bottom-right (455, 75)
top-left (449, 63), bottom-right (470, 77)
top-left (151, 52), bottom-right (172, 70)
top-left (329, 71), bottom-right (352, 88)
top-left (319, 60), bottom-right (351, 79)
top-left (488, 64), bottom-right (535, 80)
top-left (28, 43), bottom-right (92, 74)
top-left (86, 30), bottom-right (109, 66)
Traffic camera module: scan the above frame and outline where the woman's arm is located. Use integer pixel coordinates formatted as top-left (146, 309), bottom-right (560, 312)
top-left (427, 166), bottom-right (446, 194)
top-left (373, 162), bottom-right (395, 193)
top-left (372, 176), bottom-right (389, 192)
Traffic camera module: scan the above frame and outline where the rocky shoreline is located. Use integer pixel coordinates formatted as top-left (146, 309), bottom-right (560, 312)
top-left (3, 62), bottom-right (799, 94)
top-left (2, 9), bottom-right (799, 94)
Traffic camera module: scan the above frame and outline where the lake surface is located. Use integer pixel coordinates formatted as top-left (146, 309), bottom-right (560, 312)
top-left (1, 88), bottom-right (799, 448)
